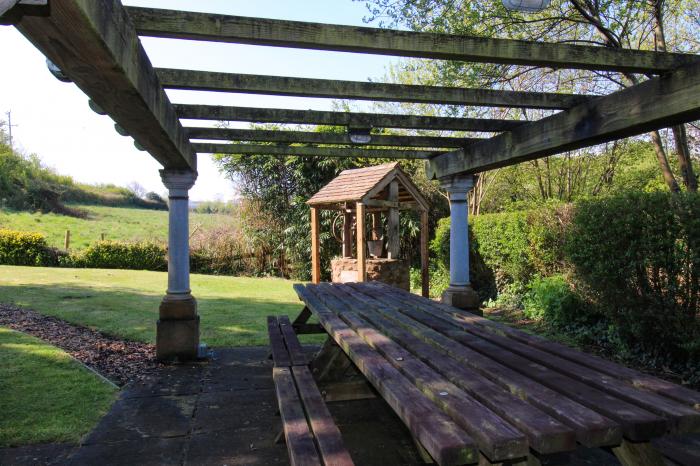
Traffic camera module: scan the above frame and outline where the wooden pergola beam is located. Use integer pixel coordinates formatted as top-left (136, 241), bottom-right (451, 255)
top-left (15, 0), bottom-right (195, 170)
top-left (127, 6), bottom-right (700, 74)
top-left (427, 61), bottom-right (700, 178)
top-left (193, 143), bottom-right (439, 159)
top-left (157, 68), bottom-right (586, 110)
top-left (176, 105), bottom-right (522, 132)
top-left (186, 127), bottom-right (478, 149)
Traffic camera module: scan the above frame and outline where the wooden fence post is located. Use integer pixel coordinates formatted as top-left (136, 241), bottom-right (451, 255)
top-left (64, 230), bottom-right (71, 250)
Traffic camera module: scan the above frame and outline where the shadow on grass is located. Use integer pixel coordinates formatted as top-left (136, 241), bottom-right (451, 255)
top-left (0, 283), bottom-right (318, 347)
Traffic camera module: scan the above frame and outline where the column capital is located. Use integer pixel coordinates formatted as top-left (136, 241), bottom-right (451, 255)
top-left (160, 169), bottom-right (197, 197)
top-left (439, 174), bottom-right (475, 194)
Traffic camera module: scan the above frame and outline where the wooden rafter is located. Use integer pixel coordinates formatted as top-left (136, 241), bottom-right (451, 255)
top-left (176, 105), bottom-right (522, 132)
top-left (427, 61), bottom-right (700, 178)
top-left (192, 143), bottom-right (438, 159)
top-left (127, 6), bottom-right (700, 74)
top-left (15, 0), bottom-right (195, 170)
top-left (186, 127), bottom-right (478, 149)
top-left (157, 68), bottom-right (586, 110)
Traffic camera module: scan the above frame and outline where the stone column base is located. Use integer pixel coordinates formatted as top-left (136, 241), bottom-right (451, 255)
top-left (442, 285), bottom-right (482, 315)
top-left (156, 295), bottom-right (200, 362)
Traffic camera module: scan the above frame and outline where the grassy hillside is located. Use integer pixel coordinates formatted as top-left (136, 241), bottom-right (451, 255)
top-left (0, 204), bottom-right (235, 249)
top-left (0, 266), bottom-right (309, 347)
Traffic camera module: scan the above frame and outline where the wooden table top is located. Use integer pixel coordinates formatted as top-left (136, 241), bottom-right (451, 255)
top-left (293, 281), bottom-right (700, 466)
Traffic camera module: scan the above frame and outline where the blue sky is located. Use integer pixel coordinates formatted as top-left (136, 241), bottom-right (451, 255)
top-left (0, 0), bottom-right (397, 200)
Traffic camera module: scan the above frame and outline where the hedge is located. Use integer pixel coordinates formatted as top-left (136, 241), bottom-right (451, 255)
top-left (0, 229), bottom-right (60, 266)
top-left (64, 241), bottom-right (167, 271)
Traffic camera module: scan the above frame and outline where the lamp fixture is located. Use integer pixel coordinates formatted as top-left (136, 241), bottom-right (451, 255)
top-left (348, 127), bottom-right (372, 145)
top-left (45, 58), bottom-right (71, 83)
top-left (502, 0), bottom-right (551, 12)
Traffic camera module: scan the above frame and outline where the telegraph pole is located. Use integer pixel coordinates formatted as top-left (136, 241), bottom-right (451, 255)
top-left (5, 111), bottom-right (18, 149)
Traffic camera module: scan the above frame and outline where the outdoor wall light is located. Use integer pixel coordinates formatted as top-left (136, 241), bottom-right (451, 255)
top-left (45, 58), bottom-right (71, 83)
top-left (88, 100), bottom-right (107, 115)
top-left (114, 123), bottom-right (129, 137)
top-left (348, 127), bottom-right (372, 144)
top-left (502, 0), bottom-right (551, 12)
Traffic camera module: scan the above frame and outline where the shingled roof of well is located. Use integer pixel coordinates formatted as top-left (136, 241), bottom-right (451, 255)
top-left (307, 162), bottom-right (400, 206)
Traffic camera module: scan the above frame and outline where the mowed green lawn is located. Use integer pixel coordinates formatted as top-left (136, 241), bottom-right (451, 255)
top-left (0, 327), bottom-right (117, 447)
top-left (0, 266), bottom-right (308, 347)
top-left (0, 204), bottom-right (234, 250)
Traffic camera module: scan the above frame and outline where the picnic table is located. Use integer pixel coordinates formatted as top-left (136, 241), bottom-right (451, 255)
top-left (289, 281), bottom-right (700, 466)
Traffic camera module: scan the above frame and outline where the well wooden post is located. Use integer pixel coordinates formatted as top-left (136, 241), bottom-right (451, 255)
top-left (342, 210), bottom-right (353, 258)
top-left (387, 181), bottom-right (400, 259)
top-left (310, 207), bottom-right (321, 284)
top-left (420, 210), bottom-right (429, 298)
top-left (356, 202), bottom-right (367, 282)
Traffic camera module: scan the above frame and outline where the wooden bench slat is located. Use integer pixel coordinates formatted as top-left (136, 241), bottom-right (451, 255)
top-left (342, 283), bottom-right (620, 448)
top-left (294, 284), bottom-right (477, 466)
top-left (314, 284), bottom-right (529, 461)
top-left (374, 284), bottom-right (700, 433)
top-left (372, 282), bottom-right (700, 411)
top-left (268, 315), bottom-right (292, 367)
top-left (273, 366), bottom-right (323, 466)
top-left (324, 284), bottom-right (581, 454)
top-left (291, 366), bottom-right (355, 466)
top-left (360, 285), bottom-right (667, 441)
top-left (279, 315), bottom-right (309, 366)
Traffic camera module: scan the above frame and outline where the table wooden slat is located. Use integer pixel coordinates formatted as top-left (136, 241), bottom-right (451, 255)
top-left (367, 285), bottom-right (667, 441)
top-left (314, 284), bottom-right (529, 461)
top-left (273, 366), bottom-right (322, 466)
top-left (344, 283), bottom-right (621, 448)
top-left (373, 281), bottom-right (700, 410)
top-left (294, 284), bottom-right (477, 466)
top-left (374, 284), bottom-right (700, 433)
top-left (291, 366), bottom-right (355, 466)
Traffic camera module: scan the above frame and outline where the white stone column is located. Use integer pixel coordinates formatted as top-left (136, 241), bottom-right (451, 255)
top-left (440, 174), bottom-right (480, 313)
top-left (157, 169), bottom-right (200, 361)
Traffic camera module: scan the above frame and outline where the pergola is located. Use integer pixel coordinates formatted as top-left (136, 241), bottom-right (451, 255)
top-left (3, 0), bottom-right (699, 361)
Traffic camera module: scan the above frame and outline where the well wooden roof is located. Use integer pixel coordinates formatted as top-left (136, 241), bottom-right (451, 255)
top-left (307, 163), bottom-right (429, 211)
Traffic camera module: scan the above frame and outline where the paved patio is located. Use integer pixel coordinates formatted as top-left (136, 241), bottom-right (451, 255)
top-left (1, 346), bottom-right (623, 466)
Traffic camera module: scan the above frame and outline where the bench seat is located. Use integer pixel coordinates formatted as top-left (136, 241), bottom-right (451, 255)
top-left (268, 315), bottom-right (354, 466)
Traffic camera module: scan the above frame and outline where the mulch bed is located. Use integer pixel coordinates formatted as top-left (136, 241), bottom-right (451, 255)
top-left (0, 304), bottom-right (160, 386)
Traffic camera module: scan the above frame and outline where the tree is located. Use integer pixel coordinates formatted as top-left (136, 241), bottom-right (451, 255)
top-left (356, 0), bottom-right (699, 192)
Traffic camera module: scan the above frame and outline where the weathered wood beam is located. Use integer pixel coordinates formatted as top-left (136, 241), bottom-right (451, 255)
top-left (14, 0), bottom-right (195, 170)
top-left (192, 143), bottom-right (437, 159)
top-left (176, 104), bottom-right (522, 132)
top-left (186, 127), bottom-right (477, 148)
top-left (427, 60), bottom-right (700, 178)
top-left (127, 6), bottom-right (700, 74)
top-left (157, 68), bottom-right (585, 110)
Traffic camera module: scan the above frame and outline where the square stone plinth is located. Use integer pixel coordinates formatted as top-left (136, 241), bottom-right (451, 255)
top-left (156, 316), bottom-right (200, 362)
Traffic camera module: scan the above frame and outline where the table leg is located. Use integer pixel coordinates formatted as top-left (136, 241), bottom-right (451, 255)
top-left (611, 440), bottom-right (665, 466)
top-left (309, 337), bottom-right (376, 402)
top-left (292, 306), bottom-right (324, 334)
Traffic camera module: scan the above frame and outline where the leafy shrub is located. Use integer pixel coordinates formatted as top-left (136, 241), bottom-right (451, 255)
top-left (0, 229), bottom-right (60, 266)
top-left (523, 274), bottom-right (588, 326)
top-left (65, 240), bottom-right (167, 271)
top-left (566, 191), bottom-right (700, 361)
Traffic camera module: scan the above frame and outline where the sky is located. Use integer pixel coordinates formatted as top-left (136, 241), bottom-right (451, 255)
top-left (0, 0), bottom-right (397, 201)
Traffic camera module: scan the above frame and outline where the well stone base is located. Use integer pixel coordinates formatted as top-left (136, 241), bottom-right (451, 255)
top-left (331, 258), bottom-right (410, 290)
top-left (156, 295), bottom-right (200, 361)
top-left (441, 285), bottom-right (481, 315)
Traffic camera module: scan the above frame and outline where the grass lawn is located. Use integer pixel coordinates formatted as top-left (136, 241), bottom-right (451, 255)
top-left (0, 204), bottom-right (233, 250)
top-left (0, 327), bottom-right (117, 447)
top-left (0, 265), bottom-right (309, 347)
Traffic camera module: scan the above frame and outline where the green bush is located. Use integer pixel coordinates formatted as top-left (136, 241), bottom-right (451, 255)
top-left (65, 241), bottom-right (167, 271)
top-left (523, 274), bottom-right (588, 326)
top-left (566, 191), bottom-right (700, 360)
top-left (0, 229), bottom-right (60, 266)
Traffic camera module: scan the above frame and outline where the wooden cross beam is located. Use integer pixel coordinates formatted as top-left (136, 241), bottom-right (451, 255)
top-left (427, 61), bottom-right (700, 179)
top-left (157, 68), bottom-right (586, 110)
top-left (14, 0), bottom-right (195, 170)
top-left (127, 6), bottom-right (700, 74)
top-left (186, 127), bottom-right (479, 149)
top-left (175, 104), bottom-right (522, 132)
top-left (192, 143), bottom-right (439, 159)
